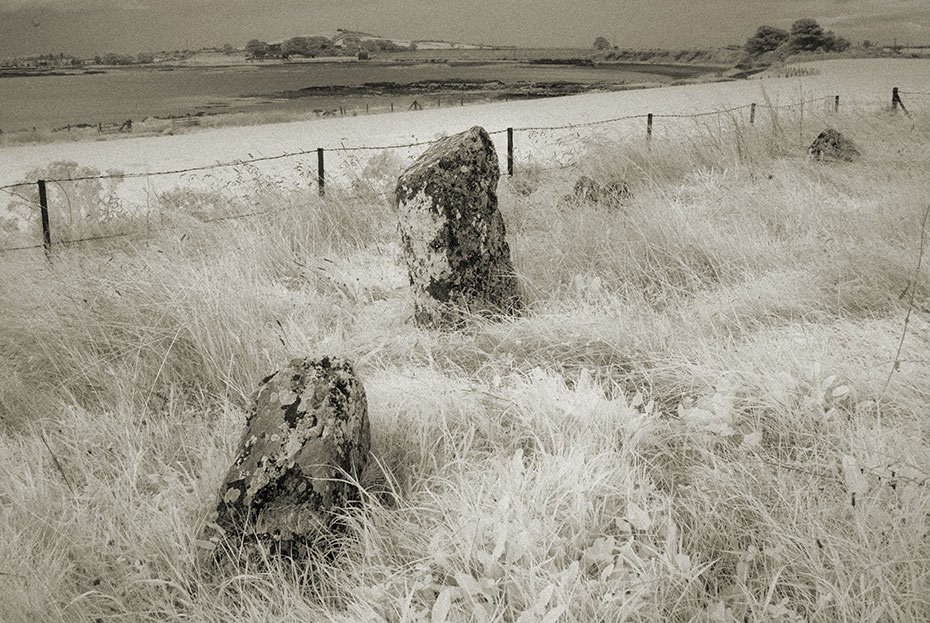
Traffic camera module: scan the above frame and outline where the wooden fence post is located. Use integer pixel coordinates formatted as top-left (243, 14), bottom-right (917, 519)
top-left (506, 127), bottom-right (514, 177)
top-left (38, 179), bottom-right (51, 260)
top-left (317, 148), bottom-right (325, 197)
top-left (834, 95), bottom-right (839, 113)
top-left (749, 103), bottom-right (756, 125)
top-left (892, 87), bottom-right (909, 115)
top-left (646, 113), bottom-right (653, 141)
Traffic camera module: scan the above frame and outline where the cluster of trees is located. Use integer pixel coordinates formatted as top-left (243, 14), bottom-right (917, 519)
top-left (744, 19), bottom-right (850, 60)
top-left (282, 36), bottom-right (337, 57)
top-left (356, 38), bottom-right (409, 52)
top-left (94, 52), bottom-right (152, 65)
top-left (245, 36), bottom-right (412, 60)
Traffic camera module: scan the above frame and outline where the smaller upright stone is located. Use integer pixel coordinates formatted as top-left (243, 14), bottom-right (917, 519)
top-left (809, 129), bottom-right (860, 162)
top-left (395, 125), bottom-right (522, 327)
top-left (212, 357), bottom-right (370, 555)
top-left (572, 176), bottom-right (602, 203)
top-left (571, 175), bottom-right (632, 208)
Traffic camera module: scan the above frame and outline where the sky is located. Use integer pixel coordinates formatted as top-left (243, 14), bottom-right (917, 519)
top-left (1, 0), bottom-right (928, 58)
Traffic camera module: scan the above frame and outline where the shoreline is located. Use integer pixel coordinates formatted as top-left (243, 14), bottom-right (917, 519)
top-left (4, 57), bottom-right (926, 186)
top-left (0, 60), bottom-right (732, 148)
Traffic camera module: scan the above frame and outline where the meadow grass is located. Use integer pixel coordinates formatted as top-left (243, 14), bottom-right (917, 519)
top-left (1, 104), bottom-right (929, 622)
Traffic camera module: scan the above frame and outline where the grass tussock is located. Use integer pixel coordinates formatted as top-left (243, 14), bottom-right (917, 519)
top-left (2, 105), bottom-right (930, 621)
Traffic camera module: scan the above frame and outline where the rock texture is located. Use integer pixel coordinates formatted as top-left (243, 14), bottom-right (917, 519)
top-left (808, 129), bottom-right (860, 162)
top-left (212, 357), bottom-right (370, 553)
top-left (395, 125), bottom-right (522, 327)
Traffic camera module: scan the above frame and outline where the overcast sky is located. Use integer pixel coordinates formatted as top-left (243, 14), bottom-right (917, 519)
top-left (1, 0), bottom-right (928, 58)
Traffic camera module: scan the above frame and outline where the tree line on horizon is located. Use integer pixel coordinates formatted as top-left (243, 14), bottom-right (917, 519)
top-left (245, 35), bottom-right (414, 60)
top-left (741, 19), bottom-right (850, 64)
top-left (592, 18), bottom-right (855, 66)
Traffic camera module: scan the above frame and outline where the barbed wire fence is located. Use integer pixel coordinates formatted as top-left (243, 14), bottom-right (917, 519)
top-left (0, 88), bottom-right (918, 259)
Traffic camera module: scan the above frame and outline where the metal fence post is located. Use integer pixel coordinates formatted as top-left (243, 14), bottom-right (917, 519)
top-left (834, 95), bottom-right (839, 113)
top-left (317, 148), bottom-right (325, 197)
top-left (38, 179), bottom-right (51, 260)
top-left (646, 114), bottom-right (653, 141)
top-left (506, 127), bottom-right (514, 176)
top-left (749, 103), bottom-right (756, 125)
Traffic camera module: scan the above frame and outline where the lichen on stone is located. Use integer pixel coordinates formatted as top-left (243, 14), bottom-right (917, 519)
top-left (210, 356), bottom-right (370, 557)
top-left (395, 125), bottom-right (522, 328)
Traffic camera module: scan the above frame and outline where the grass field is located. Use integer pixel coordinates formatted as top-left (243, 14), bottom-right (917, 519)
top-left (1, 100), bottom-right (929, 621)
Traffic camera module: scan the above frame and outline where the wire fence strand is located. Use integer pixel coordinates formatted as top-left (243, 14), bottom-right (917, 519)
top-left (0, 242), bottom-right (45, 254)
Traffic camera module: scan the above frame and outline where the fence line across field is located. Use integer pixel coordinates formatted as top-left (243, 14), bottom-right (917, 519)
top-left (0, 87), bottom-right (919, 258)
top-left (0, 186), bottom-right (395, 255)
top-left (0, 94), bottom-right (842, 191)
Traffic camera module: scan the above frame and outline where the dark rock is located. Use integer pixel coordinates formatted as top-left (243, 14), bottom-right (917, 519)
top-left (808, 129), bottom-right (860, 162)
top-left (395, 125), bottom-right (522, 327)
top-left (572, 176), bottom-right (601, 202)
top-left (570, 175), bottom-right (633, 208)
top-left (211, 357), bottom-right (370, 556)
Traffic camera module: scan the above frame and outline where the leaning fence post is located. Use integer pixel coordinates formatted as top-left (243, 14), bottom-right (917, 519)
top-left (749, 103), bottom-right (756, 125)
top-left (892, 87), bottom-right (909, 115)
top-left (506, 127), bottom-right (514, 176)
top-left (834, 95), bottom-right (839, 113)
top-left (646, 114), bottom-right (653, 141)
top-left (38, 179), bottom-right (51, 260)
top-left (317, 148), bottom-right (325, 197)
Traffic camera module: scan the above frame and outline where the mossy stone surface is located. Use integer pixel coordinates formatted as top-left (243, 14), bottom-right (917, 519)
top-left (212, 356), bottom-right (370, 552)
top-left (395, 125), bottom-right (522, 328)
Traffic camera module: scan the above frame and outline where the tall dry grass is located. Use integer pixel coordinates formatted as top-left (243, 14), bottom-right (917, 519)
top-left (1, 103), bottom-right (929, 621)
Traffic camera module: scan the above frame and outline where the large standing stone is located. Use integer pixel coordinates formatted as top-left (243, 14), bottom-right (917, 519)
top-left (808, 128), bottom-right (860, 162)
top-left (395, 125), bottom-right (522, 327)
top-left (211, 357), bottom-right (370, 554)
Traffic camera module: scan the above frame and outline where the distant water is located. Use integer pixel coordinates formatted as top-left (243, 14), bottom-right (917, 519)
top-left (0, 61), bottom-right (708, 132)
